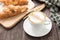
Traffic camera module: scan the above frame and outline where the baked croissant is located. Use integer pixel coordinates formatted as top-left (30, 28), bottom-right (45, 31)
top-left (0, 0), bottom-right (28, 5)
top-left (0, 5), bottom-right (28, 19)
top-left (0, 0), bottom-right (28, 19)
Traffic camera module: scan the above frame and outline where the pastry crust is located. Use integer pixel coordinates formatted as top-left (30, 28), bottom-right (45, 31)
top-left (0, 5), bottom-right (28, 19)
top-left (0, 0), bottom-right (28, 19)
top-left (0, 0), bottom-right (28, 5)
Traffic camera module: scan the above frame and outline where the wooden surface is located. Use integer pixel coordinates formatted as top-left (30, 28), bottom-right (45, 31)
top-left (0, 10), bottom-right (60, 40)
top-left (0, 19), bottom-right (60, 40)
top-left (0, 0), bottom-right (60, 40)
top-left (0, 0), bottom-right (35, 28)
top-left (0, 3), bottom-right (45, 28)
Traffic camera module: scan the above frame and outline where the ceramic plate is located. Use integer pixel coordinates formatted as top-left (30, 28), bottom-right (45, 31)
top-left (23, 17), bottom-right (52, 37)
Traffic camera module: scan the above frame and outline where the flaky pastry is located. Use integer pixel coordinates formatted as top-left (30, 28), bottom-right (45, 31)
top-left (0, 0), bottom-right (28, 19)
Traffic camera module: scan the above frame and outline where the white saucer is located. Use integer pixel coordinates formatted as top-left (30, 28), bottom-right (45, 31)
top-left (23, 17), bottom-right (52, 37)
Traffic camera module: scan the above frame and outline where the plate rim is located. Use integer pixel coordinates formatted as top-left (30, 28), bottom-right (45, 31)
top-left (23, 17), bottom-right (52, 37)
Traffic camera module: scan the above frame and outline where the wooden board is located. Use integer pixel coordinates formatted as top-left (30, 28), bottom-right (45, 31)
top-left (0, 0), bottom-right (45, 28)
top-left (0, 0), bottom-right (35, 28)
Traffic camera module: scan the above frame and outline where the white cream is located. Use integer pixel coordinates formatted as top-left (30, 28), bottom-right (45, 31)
top-left (29, 12), bottom-right (46, 23)
top-left (29, 15), bottom-right (41, 23)
top-left (33, 12), bottom-right (45, 20)
top-left (0, 6), bottom-right (3, 12)
top-left (0, 3), bottom-right (4, 12)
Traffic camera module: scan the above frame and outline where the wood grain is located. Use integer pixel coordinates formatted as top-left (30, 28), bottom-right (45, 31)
top-left (0, 0), bottom-right (35, 28)
top-left (0, 20), bottom-right (23, 40)
top-left (0, 0), bottom-right (59, 40)
top-left (0, 21), bottom-right (59, 40)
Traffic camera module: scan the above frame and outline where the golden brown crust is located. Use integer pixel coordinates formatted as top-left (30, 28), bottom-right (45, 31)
top-left (18, 0), bottom-right (28, 5)
top-left (0, 0), bottom-right (28, 5)
top-left (0, 5), bottom-right (28, 19)
top-left (0, 0), bottom-right (28, 19)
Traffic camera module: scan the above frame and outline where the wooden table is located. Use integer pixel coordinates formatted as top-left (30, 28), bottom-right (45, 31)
top-left (0, 0), bottom-right (60, 40)
top-left (0, 19), bottom-right (60, 40)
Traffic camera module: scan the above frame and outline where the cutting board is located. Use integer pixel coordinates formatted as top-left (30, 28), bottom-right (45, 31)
top-left (0, 0), bottom-right (35, 28)
top-left (0, 0), bottom-right (45, 28)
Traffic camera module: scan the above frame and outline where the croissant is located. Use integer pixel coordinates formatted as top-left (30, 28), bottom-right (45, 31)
top-left (0, 0), bottom-right (28, 19)
top-left (0, 0), bottom-right (28, 5)
top-left (0, 5), bottom-right (28, 19)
